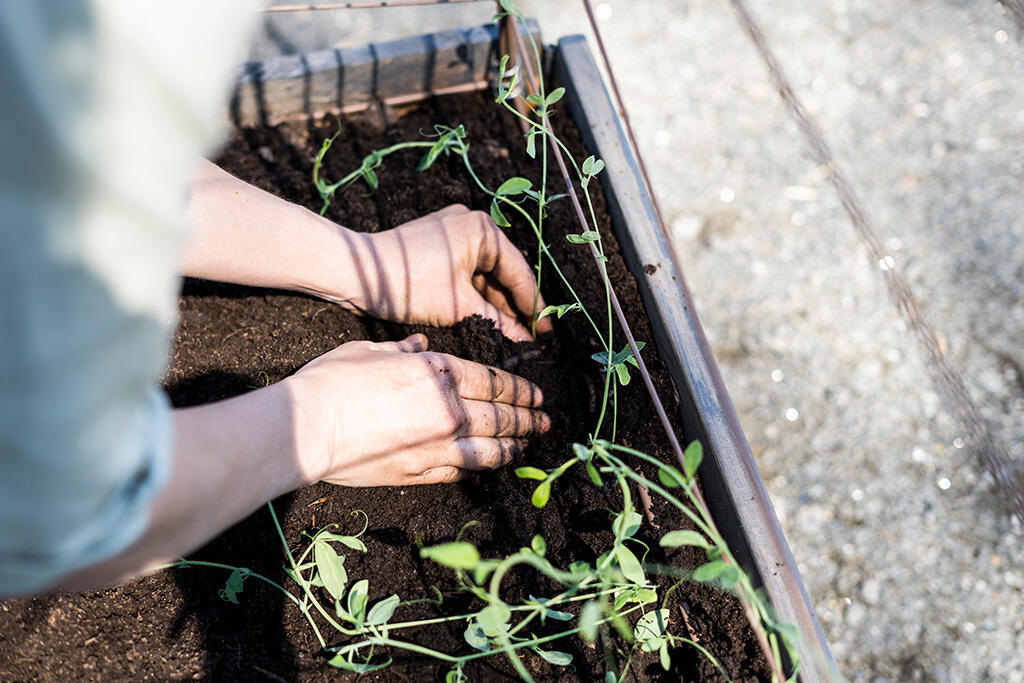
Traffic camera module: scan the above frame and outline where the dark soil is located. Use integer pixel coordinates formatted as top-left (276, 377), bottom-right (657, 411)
top-left (0, 92), bottom-right (768, 682)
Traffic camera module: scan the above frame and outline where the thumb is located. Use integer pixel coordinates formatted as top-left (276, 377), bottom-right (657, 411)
top-left (372, 333), bottom-right (428, 353)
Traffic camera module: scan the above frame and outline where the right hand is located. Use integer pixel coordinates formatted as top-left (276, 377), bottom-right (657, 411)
top-left (286, 334), bottom-right (550, 486)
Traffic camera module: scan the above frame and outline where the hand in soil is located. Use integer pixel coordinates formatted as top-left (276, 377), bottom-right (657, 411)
top-left (185, 166), bottom-right (548, 341)
top-left (286, 333), bottom-right (550, 486)
top-left (344, 204), bottom-right (554, 341)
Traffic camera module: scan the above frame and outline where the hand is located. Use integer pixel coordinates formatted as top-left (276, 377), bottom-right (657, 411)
top-left (335, 205), bottom-right (554, 341)
top-left (183, 164), bottom-right (550, 341)
top-left (286, 334), bottom-right (550, 486)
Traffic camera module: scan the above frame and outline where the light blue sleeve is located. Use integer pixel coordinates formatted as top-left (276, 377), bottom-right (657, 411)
top-left (0, 1), bottom-right (255, 596)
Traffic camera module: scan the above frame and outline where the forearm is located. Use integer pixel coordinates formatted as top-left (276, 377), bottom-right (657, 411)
top-left (58, 380), bottom-right (323, 592)
top-left (182, 159), bottom-right (364, 306)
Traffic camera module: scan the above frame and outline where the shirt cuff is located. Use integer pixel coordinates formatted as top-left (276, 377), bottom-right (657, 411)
top-left (0, 387), bottom-right (172, 597)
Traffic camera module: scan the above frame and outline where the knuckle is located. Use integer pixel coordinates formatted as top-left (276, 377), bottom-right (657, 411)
top-left (497, 406), bottom-right (513, 435)
top-left (431, 467), bottom-right (462, 484)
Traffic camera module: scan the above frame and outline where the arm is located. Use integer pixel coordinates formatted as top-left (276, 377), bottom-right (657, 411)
top-left (183, 160), bottom-right (552, 340)
top-left (59, 334), bottom-right (549, 592)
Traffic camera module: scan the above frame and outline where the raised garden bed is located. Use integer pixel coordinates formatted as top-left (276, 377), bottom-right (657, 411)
top-left (0, 18), bottom-right (834, 683)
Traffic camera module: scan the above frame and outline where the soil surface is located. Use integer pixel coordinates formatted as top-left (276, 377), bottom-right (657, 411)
top-left (0, 92), bottom-right (767, 681)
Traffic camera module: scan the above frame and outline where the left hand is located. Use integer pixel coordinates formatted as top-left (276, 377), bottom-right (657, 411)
top-left (331, 204), bottom-right (553, 341)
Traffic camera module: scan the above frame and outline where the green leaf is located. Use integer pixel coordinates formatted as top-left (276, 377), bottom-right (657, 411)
top-left (566, 230), bottom-right (601, 244)
top-left (366, 594), bottom-right (400, 625)
top-left (660, 530), bottom-right (710, 549)
top-left (544, 608), bottom-right (573, 621)
top-left (589, 158), bottom-right (606, 176)
top-left (692, 560), bottom-right (729, 583)
top-left (614, 545), bottom-right (646, 585)
top-left (477, 603), bottom-right (512, 637)
top-left (657, 465), bottom-right (687, 488)
top-left (591, 350), bottom-right (611, 365)
top-left (612, 510), bottom-right (643, 541)
top-left (489, 200), bottom-right (510, 227)
top-left (545, 87), bottom-right (566, 106)
top-left (314, 541), bottom-right (348, 600)
top-left (683, 440), bottom-right (704, 480)
top-left (660, 640), bottom-right (671, 671)
top-left (614, 341), bottom-right (645, 366)
top-left (579, 600), bottom-right (601, 643)
top-left (582, 155), bottom-right (597, 176)
top-left (472, 558), bottom-right (498, 585)
top-left (526, 93), bottom-right (544, 106)
top-left (497, 176), bottom-right (532, 196)
top-left (327, 652), bottom-right (392, 673)
top-left (572, 442), bottom-right (590, 461)
top-left (615, 363), bottom-right (632, 386)
top-left (585, 460), bottom-right (604, 487)
top-left (534, 648), bottom-right (573, 666)
top-left (538, 303), bottom-right (582, 321)
top-left (515, 466), bottom-right (547, 481)
top-left (420, 542), bottom-right (481, 570)
top-left (569, 560), bottom-right (592, 579)
top-left (772, 620), bottom-right (802, 647)
top-left (531, 479), bottom-right (552, 508)
top-left (363, 167), bottom-right (378, 190)
top-left (634, 609), bottom-right (670, 652)
top-left (463, 622), bottom-right (491, 651)
top-left (718, 565), bottom-right (740, 589)
top-left (526, 130), bottom-right (537, 159)
top-left (316, 532), bottom-right (367, 552)
top-left (531, 534), bottom-right (547, 556)
top-left (418, 144), bottom-right (445, 171)
top-left (218, 568), bottom-right (249, 604)
top-left (499, 0), bottom-right (523, 18)
top-left (347, 579), bottom-right (369, 623)
top-left (615, 586), bottom-right (657, 610)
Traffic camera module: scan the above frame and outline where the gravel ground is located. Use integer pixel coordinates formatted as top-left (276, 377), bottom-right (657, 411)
top-left (252, 2), bottom-right (1024, 680)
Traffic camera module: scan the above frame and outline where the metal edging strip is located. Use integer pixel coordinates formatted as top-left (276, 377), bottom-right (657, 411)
top-left (552, 33), bottom-right (838, 682)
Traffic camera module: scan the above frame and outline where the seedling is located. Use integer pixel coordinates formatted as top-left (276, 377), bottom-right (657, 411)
top-left (592, 341), bottom-right (646, 386)
top-left (313, 123), bottom-right (465, 215)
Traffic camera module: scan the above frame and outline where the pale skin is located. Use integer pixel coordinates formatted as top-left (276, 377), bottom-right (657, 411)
top-left (59, 161), bottom-right (553, 592)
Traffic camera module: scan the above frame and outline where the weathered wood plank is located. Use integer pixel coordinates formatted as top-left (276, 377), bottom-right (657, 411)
top-left (554, 34), bottom-right (837, 682)
top-left (231, 21), bottom-right (539, 126)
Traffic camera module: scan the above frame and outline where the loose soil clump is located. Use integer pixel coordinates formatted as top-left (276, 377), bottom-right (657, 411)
top-left (0, 92), bottom-right (768, 681)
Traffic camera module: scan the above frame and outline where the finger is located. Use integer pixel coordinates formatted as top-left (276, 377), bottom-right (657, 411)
top-left (444, 356), bottom-right (543, 406)
top-left (472, 273), bottom-right (542, 334)
top-left (443, 436), bottom-right (527, 471)
top-left (369, 333), bottom-right (428, 353)
top-left (459, 400), bottom-right (550, 437)
top-left (474, 219), bottom-right (553, 334)
top-left (474, 295), bottom-right (535, 343)
top-left (415, 466), bottom-right (464, 484)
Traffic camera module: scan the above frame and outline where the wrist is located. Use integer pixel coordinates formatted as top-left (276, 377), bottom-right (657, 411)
top-left (295, 209), bottom-right (371, 313)
top-left (277, 373), bottom-right (333, 486)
